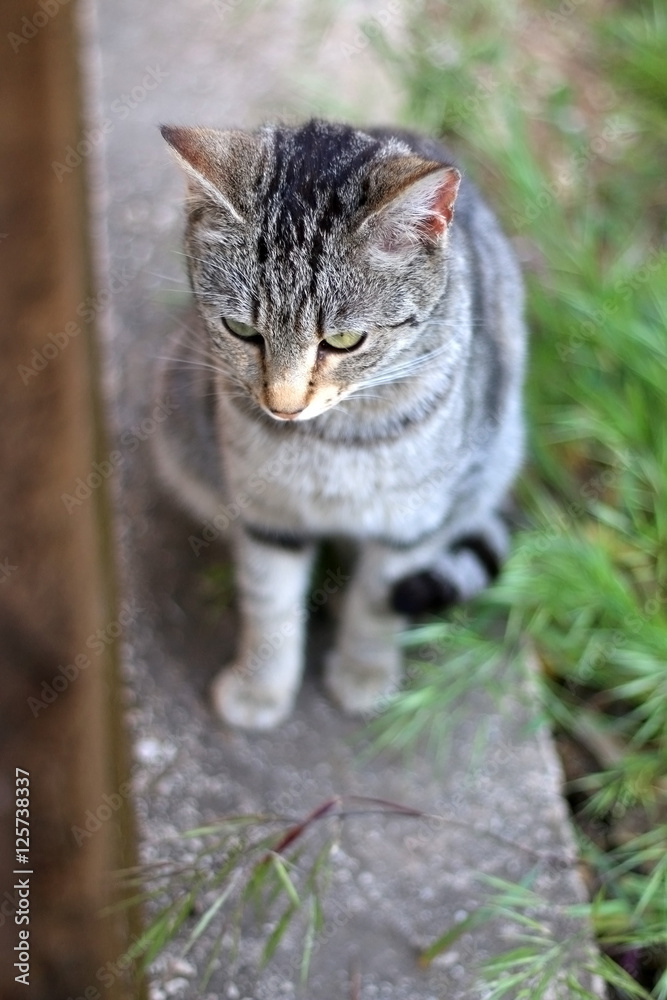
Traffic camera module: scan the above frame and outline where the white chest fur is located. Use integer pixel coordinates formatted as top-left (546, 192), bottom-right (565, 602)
top-left (217, 395), bottom-right (468, 545)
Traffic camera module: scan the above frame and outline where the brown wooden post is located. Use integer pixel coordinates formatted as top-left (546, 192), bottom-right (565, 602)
top-left (0, 2), bottom-right (138, 998)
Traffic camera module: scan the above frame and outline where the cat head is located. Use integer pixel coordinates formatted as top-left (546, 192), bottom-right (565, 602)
top-left (162, 119), bottom-right (460, 422)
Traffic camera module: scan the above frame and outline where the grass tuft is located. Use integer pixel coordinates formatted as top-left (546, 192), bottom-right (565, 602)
top-left (369, 0), bottom-right (667, 993)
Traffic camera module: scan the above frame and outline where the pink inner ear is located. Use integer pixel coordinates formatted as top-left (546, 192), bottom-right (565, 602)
top-left (421, 169), bottom-right (461, 239)
top-left (374, 166), bottom-right (462, 253)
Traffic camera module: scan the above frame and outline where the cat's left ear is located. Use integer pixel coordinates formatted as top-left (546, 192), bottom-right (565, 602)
top-left (160, 125), bottom-right (260, 222)
top-left (362, 158), bottom-right (461, 254)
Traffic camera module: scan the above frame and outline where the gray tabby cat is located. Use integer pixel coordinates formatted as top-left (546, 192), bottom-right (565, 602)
top-left (154, 119), bottom-right (526, 729)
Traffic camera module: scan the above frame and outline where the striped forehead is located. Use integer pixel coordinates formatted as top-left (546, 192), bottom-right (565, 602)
top-left (256, 122), bottom-right (380, 271)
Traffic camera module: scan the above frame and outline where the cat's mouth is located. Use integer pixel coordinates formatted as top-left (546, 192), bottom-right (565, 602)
top-left (266, 408), bottom-right (307, 422)
top-left (258, 396), bottom-right (339, 423)
top-left (261, 403), bottom-right (321, 422)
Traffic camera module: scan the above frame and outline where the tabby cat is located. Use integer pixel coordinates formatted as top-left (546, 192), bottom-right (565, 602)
top-left (154, 119), bottom-right (526, 729)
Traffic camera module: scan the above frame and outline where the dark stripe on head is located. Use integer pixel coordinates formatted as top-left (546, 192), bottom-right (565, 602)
top-left (268, 121), bottom-right (382, 254)
top-left (265, 129), bottom-right (286, 206)
top-left (309, 229), bottom-right (325, 295)
top-left (256, 232), bottom-right (268, 266)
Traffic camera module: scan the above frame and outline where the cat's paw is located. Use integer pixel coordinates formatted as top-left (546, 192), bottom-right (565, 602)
top-left (210, 667), bottom-right (295, 730)
top-left (324, 648), bottom-right (401, 716)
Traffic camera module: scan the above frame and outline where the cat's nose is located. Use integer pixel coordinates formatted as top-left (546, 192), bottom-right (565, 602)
top-left (270, 408), bottom-right (304, 420)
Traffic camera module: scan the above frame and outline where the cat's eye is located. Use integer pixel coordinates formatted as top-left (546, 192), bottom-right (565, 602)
top-left (322, 330), bottom-right (365, 351)
top-left (223, 317), bottom-right (262, 342)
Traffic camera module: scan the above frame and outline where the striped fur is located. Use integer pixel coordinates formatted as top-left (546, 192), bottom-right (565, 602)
top-left (154, 119), bottom-right (527, 728)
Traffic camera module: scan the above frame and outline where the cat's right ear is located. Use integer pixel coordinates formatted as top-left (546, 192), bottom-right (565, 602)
top-left (160, 125), bottom-right (258, 222)
top-left (360, 157), bottom-right (461, 258)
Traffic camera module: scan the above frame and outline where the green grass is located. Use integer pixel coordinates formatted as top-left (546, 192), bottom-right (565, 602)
top-left (115, 806), bottom-right (338, 988)
top-left (369, 0), bottom-right (667, 994)
top-left (115, 796), bottom-right (425, 988)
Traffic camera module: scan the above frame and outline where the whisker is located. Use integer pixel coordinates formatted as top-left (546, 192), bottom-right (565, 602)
top-left (378, 343), bottom-right (451, 376)
top-left (358, 344), bottom-right (452, 389)
top-left (144, 270), bottom-right (190, 286)
top-left (172, 249), bottom-right (244, 282)
top-left (154, 353), bottom-right (239, 383)
top-left (154, 355), bottom-right (225, 374)
top-left (358, 371), bottom-right (418, 389)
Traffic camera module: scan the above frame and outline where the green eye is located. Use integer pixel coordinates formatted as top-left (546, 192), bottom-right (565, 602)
top-left (323, 330), bottom-right (365, 351)
top-left (224, 317), bottom-right (261, 340)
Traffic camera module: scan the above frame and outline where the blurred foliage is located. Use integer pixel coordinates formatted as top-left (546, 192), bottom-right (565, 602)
top-left (371, 0), bottom-right (667, 994)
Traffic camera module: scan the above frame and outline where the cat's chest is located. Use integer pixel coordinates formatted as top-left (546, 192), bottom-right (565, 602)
top-left (219, 409), bottom-right (463, 542)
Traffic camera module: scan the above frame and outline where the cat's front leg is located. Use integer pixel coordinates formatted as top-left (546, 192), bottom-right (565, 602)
top-left (211, 530), bottom-right (316, 729)
top-left (325, 541), bottom-right (415, 715)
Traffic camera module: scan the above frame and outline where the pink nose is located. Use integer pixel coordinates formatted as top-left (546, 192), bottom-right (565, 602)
top-left (270, 408), bottom-right (303, 420)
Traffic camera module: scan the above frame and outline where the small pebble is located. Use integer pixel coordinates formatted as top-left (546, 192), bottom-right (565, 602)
top-left (167, 958), bottom-right (195, 977)
top-left (164, 977), bottom-right (190, 996)
top-left (135, 737), bottom-right (163, 762)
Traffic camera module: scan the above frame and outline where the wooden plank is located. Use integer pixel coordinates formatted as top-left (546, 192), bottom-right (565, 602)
top-left (0, 2), bottom-right (139, 997)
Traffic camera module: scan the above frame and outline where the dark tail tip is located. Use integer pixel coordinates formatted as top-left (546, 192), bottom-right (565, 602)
top-left (390, 570), bottom-right (459, 616)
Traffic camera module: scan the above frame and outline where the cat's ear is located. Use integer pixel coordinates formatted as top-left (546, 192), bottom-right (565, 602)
top-left (362, 157), bottom-right (461, 254)
top-left (160, 125), bottom-right (260, 222)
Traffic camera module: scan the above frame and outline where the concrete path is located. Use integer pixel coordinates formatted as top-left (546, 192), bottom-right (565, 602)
top-left (92, 0), bottom-right (602, 996)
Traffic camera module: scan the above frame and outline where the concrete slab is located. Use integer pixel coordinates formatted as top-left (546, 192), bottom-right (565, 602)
top-left (91, 0), bottom-right (603, 995)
